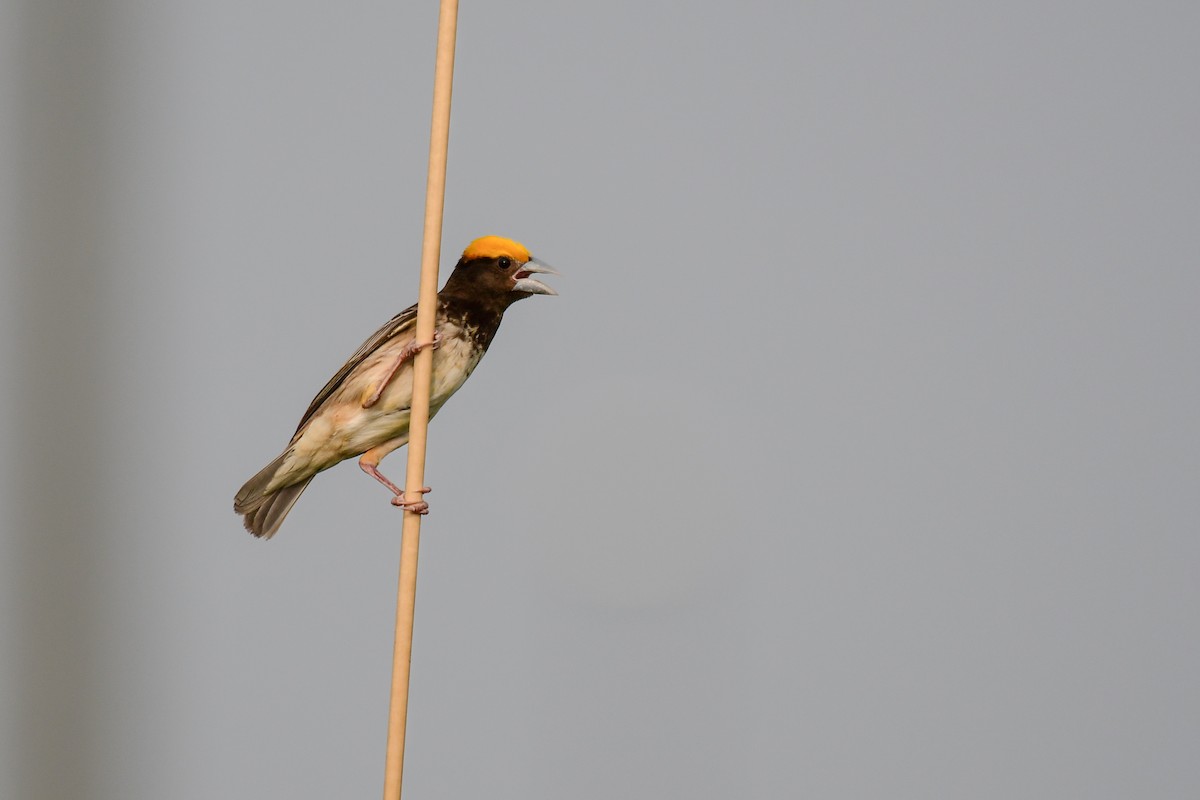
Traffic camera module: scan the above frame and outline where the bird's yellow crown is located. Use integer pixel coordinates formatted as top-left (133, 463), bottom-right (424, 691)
top-left (462, 235), bottom-right (530, 263)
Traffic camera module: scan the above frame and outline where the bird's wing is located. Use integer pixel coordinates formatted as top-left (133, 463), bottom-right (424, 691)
top-left (292, 303), bottom-right (419, 436)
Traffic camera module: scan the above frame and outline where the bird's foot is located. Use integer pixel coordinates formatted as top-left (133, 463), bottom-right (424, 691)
top-left (363, 330), bottom-right (444, 409)
top-left (391, 486), bottom-right (432, 515)
top-left (405, 329), bottom-right (442, 359)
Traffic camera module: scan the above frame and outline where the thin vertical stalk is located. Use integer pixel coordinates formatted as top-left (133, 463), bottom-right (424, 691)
top-left (382, 1), bottom-right (458, 798)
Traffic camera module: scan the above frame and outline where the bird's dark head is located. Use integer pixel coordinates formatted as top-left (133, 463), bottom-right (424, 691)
top-left (441, 235), bottom-right (558, 307)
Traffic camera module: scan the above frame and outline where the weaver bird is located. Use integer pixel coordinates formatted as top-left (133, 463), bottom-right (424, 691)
top-left (234, 235), bottom-right (558, 538)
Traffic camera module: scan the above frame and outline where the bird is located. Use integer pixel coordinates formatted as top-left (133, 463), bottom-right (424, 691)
top-left (234, 235), bottom-right (558, 538)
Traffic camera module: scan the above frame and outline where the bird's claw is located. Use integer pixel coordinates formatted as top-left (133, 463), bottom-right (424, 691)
top-left (391, 486), bottom-right (432, 514)
top-left (400, 330), bottom-right (443, 361)
top-left (411, 330), bottom-right (443, 356)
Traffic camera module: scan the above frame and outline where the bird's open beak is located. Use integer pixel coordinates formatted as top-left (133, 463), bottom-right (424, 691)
top-left (512, 257), bottom-right (559, 296)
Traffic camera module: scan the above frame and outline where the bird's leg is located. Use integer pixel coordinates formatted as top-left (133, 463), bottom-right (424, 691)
top-left (358, 441), bottom-right (432, 515)
top-left (362, 329), bottom-right (443, 409)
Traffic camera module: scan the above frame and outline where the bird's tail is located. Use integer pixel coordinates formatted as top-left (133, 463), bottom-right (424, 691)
top-left (234, 451), bottom-right (312, 539)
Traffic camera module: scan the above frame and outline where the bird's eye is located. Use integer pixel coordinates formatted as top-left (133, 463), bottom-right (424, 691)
top-left (497, 256), bottom-right (512, 270)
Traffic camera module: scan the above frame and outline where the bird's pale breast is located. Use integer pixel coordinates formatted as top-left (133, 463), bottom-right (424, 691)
top-left (279, 319), bottom-right (483, 482)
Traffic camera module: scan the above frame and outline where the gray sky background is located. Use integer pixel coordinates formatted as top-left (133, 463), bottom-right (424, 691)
top-left (3, 1), bottom-right (1198, 798)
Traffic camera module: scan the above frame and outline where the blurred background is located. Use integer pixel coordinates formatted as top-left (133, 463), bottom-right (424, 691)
top-left (3, 1), bottom-right (1198, 797)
